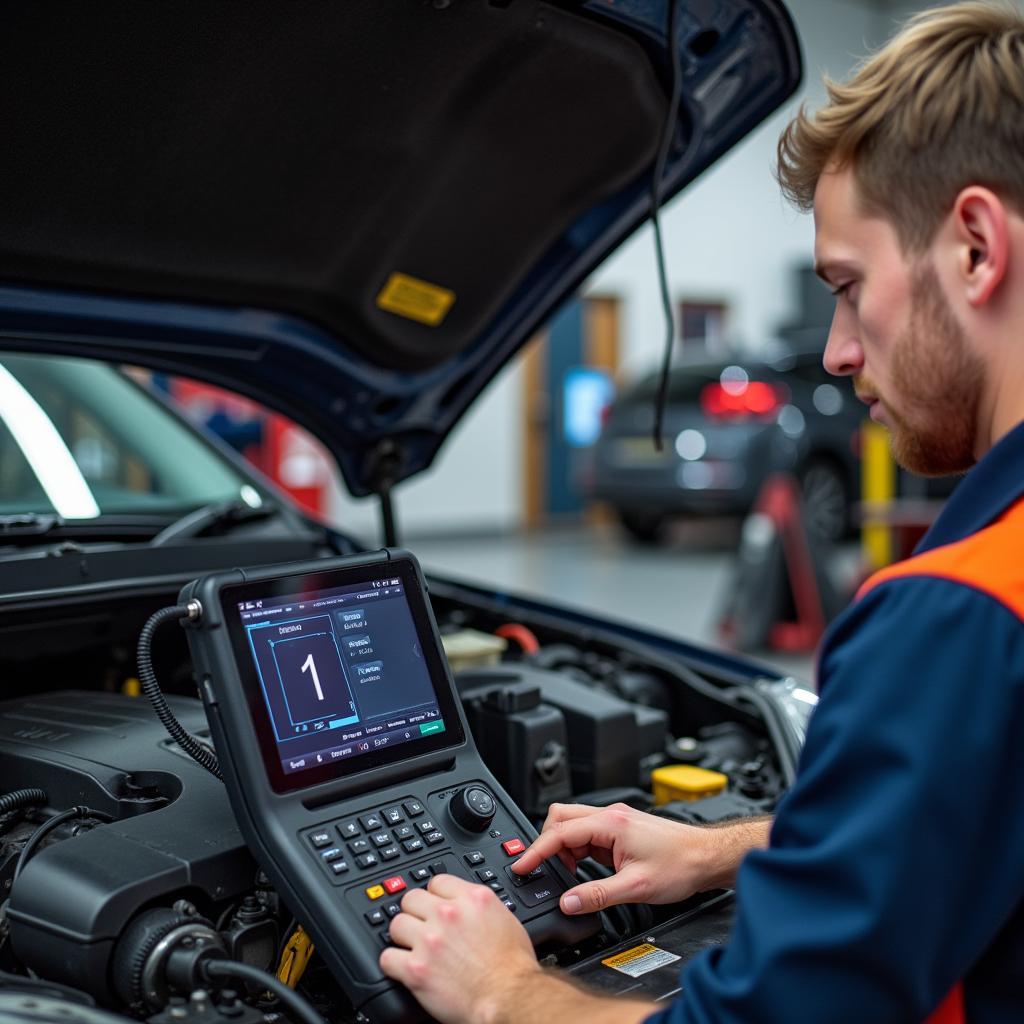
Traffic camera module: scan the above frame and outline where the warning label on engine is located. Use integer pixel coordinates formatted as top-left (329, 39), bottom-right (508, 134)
top-left (376, 272), bottom-right (456, 326)
top-left (601, 943), bottom-right (681, 978)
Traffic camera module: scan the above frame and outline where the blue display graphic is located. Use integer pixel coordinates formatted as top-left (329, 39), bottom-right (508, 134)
top-left (238, 577), bottom-right (445, 775)
top-left (247, 614), bottom-right (359, 742)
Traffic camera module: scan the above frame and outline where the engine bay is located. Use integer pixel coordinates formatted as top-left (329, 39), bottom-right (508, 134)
top-left (0, 567), bottom-right (790, 1024)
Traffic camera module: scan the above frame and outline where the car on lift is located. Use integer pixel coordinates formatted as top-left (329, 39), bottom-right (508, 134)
top-left (0, 3), bottom-right (807, 1023)
top-left (590, 344), bottom-right (863, 544)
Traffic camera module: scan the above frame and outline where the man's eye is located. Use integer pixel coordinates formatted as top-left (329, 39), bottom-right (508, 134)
top-left (830, 283), bottom-right (851, 298)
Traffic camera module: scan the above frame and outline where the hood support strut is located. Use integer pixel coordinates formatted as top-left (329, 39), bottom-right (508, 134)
top-left (369, 440), bottom-right (402, 548)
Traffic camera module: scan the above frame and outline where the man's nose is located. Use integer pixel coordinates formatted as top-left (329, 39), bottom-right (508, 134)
top-left (822, 306), bottom-right (864, 377)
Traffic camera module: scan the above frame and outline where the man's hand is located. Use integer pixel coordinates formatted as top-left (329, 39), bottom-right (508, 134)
top-left (379, 873), bottom-right (539, 1024)
top-left (512, 802), bottom-right (771, 916)
top-left (380, 872), bottom-right (657, 1024)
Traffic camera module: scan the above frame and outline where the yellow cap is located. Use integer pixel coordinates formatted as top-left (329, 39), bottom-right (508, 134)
top-left (651, 765), bottom-right (728, 806)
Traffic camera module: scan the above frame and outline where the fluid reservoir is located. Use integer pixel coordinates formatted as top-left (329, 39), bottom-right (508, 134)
top-left (651, 765), bottom-right (728, 806)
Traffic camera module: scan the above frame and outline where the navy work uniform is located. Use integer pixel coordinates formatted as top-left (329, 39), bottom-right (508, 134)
top-left (648, 420), bottom-right (1024, 1024)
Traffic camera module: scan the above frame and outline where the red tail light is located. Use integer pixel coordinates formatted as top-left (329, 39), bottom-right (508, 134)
top-left (700, 381), bottom-right (786, 421)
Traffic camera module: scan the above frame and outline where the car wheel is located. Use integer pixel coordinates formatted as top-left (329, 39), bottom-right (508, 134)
top-left (799, 458), bottom-right (849, 543)
top-left (617, 509), bottom-right (667, 545)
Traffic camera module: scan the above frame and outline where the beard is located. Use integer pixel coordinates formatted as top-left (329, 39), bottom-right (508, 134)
top-left (856, 263), bottom-right (983, 476)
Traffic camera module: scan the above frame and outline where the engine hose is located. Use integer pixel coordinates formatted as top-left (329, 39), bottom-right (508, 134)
top-left (0, 788), bottom-right (47, 815)
top-left (202, 960), bottom-right (325, 1024)
top-left (12, 806), bottom-right (112, 883)
top-left (137, 605), bottom-right (222, 780)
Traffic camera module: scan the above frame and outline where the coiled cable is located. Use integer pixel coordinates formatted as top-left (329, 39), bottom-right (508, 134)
top-left (137, 604), bottom-right (222, 780)
top-left (0, 788), bottom-right (47, 815)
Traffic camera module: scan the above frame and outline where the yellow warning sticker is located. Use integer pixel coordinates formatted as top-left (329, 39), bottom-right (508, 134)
top-left (601, 943), bottom-right (681, 978)
top-left (376, 272), bottom-right (456, 327)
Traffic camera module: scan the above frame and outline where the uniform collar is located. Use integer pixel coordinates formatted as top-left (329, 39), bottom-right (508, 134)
top-left (916, 419), bottom-right (1024, 553)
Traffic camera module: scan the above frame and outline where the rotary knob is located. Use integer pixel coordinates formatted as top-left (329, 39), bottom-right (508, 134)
top-left (449, 786), bottom-right (496, 832)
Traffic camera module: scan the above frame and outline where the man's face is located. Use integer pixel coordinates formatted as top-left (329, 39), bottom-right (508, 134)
top-left (813, 167), bottom-right (984, 476)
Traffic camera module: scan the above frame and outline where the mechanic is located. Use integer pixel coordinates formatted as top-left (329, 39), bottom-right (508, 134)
top-left (379, 3), bottom-right (1024, 1021)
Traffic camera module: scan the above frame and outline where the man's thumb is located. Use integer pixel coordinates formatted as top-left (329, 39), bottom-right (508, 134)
top-left (559, 875), bottom-right (633, 914)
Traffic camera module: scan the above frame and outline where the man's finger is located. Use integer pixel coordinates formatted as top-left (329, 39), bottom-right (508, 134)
top-left (426, 871), bottom-right (476, 899)
top-left (387, 910), bottom-right (425, 949)
top-left (379, 945), bottom-right (414, 987)
top-left (540, 802), bottom-right (601, 833)
top-left (399, 885), bottom-right (437, 919)
top-left (513, 813), bottom-right (619, 874)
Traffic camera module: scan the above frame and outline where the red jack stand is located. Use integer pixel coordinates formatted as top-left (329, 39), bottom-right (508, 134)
top-left (718, 473), bottom-right (838, 653)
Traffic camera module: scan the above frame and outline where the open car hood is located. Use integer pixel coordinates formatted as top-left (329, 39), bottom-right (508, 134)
top-left (0, 0), bottom-right (799, 498)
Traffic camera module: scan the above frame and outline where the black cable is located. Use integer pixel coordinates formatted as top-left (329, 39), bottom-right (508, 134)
top-left (651, 0), bottom-right (684, 451)
top-left (12, 806), bottom-right (112, 883)
top-left (137, 605), bottom-right (222, 779)
top-left (202, 960), bottom-right (325, 1024)
top-left (0, 788), bottom-right (47, 815)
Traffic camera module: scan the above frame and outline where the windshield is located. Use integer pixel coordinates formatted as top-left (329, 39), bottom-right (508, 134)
top-left (0, 354), bottom-right (259, 518)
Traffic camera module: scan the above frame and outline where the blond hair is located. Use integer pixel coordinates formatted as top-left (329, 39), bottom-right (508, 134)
top-left (777, 1), bottom-right (1024, 250)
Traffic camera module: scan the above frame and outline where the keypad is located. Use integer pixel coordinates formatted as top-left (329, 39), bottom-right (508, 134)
top-left (304, 796), bottom-right (448, 880)
top-left (303, 791), bottom-right (574, 959)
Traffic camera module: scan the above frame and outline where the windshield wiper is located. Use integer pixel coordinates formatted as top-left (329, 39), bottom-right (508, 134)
top-left (150, 498), bottom-right (280, 547)
top-left (0, 513), bottom-right (64, 538)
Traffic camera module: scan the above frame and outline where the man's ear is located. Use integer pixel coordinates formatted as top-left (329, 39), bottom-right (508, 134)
top-left (953, 187), bottom-right (1009, 307)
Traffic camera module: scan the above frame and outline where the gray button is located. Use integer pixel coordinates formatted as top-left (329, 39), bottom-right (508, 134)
top-left (517, 883), bottom-right (558, 908)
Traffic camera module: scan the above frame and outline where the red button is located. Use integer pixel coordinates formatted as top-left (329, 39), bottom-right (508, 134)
top-left (502, 838), bottom-right (526, 857)
top-left (383, 876), bottom-right (406, 895)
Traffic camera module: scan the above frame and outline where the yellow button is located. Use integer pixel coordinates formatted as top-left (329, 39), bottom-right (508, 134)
top-left (366, 885), bottom-right (385, 901)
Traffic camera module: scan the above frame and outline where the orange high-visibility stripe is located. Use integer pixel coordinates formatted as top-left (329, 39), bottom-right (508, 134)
top-left (857, 497), bottom-right (1024, 622)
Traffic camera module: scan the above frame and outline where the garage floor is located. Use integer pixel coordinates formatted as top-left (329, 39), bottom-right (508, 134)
top-left (413, 520), bottom-right (828, 685)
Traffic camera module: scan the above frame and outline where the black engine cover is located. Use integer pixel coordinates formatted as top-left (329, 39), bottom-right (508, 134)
top-left (0, 691), bottom-right (255, 1003)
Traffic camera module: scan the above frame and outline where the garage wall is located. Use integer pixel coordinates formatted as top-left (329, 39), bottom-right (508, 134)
top-left (326, 0), bottom-right (926, 542)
